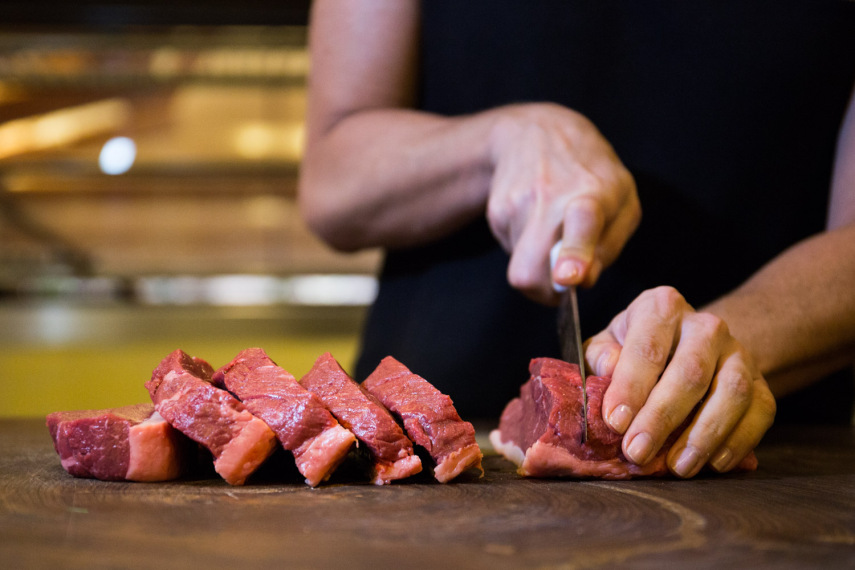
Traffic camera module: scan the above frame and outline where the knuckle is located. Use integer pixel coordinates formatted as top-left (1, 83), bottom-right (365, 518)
top-left (638, 285), bottom-right (686, 316)
top-left (676, 359), bottom-right (711, 395)
top-left (717, 369), bottom-right (754, 406)
top-left (693, 312), bottom-right (730, 338)
top-left (628, 335), bottom-right (670, 369)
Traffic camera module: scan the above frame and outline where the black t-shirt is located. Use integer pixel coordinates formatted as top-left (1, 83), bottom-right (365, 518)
top-left (355, 0), bottom-right (855, 422)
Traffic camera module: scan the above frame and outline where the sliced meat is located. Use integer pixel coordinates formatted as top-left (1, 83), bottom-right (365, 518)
top-left (146, 349), bottom-right (277, 486)
top-left (46, 403), bottom-right (184, 482)
top-left (212, 347), bottom-right (356, 487)
top-left (489, 357), bottom-right (759, 479)
top-left (299, 352), bottom-right (422, 485)
top-left (362, 356), bottom-right (483, 483)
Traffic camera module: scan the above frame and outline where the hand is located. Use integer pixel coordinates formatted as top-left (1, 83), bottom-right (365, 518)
top-left (585, 286), bottom-right (776, 478)
top-left (486, 103), bottom-right (640, 304)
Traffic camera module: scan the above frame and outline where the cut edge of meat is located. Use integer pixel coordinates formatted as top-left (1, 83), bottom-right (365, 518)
top-left (293, 423), bottom-right (357, 487)
top-left (372, 454), bottom-right (424, 486)
top-left (433, 443), bottom-right (484, 483)
top-left (212, 412), bottom-right (278, 486)
top-left (125, 410), bottom-right (184, 482)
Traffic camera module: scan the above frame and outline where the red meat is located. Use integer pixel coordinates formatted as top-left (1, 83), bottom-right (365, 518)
top-left (213, 348), bottom-right (356, 487)
top-left (146, 349), bottom-right (277, 486)
top-left (490, 357), bottom-right (758, 479)
top-left (46, 403), bottom-right (184, 482)
top-left (362, 356), bottom-right (483, 483)
top-left (300, 353), bottom-right (422, 485)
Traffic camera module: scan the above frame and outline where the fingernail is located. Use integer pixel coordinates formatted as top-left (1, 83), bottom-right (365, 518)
top-left (710, 447), bottom-right (733, 472)
top-left (625, 432), bottom-right (654, 465)
top-left (596, 350), bottom-right (616, 377)
top-left (554, 259), bottom-right (582, 283)
top-left (607, 404), bottom-right (632, 434)
top-left (673, 445), bottom-right (703, 478)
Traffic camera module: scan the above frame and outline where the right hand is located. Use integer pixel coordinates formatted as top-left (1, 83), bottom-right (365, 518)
top-left (486, 103), bottom-right (640, 304)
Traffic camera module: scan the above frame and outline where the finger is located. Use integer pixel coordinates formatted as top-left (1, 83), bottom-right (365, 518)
top-left (594, 188), bottom-right (641, 271)
top-left (553, 195), bottom-right (605, 287)
top-left (664, 344), bottom-right (755, 478)
top-left (621, 312), bottom-right (727, 466)
top-left (584, 328), bottom-right (622, 379)
top-left (506, 203), bottom-right (559, 304)
top-left (708, 375), bottom-right (776, 473)
top-left (602, 287), bottom-right (684, 438)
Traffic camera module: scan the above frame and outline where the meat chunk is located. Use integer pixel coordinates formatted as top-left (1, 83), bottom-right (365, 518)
top-left (212, 348), bottom-right (356, 487)
top-left (146, 349), bottom-right (277, 486)
top-left (362, 356), bottom-right (483, 483)
top-left (489, 357), bottom-right (759, 479)
top-left (46, 403), bottom-right (184, 482)
top-left (299, 352), bottom-right (422, 485)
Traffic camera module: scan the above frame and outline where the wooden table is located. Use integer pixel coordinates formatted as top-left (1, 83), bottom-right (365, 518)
top-left (2, 419), bottom-right (853, 569)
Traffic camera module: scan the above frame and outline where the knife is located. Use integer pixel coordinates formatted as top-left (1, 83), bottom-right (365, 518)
top-left (550, 242), bottom-right (588, 443)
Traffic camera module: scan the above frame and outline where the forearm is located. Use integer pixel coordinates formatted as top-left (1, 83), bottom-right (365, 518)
top-left (299, 108), bottom-right (496, 251)
top-left (704, 223), bottom-right (855, 397)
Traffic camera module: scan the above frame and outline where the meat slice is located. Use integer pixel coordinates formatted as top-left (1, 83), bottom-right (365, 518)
top-left (299, 352), bottom-right (422, 485)
top-left (362, 356), bottom-right (483, 483)
top-left (489, 357), bottom-right (759, 479)
top-left (146, 349), bottom-right (277, 486)
top-left (46, 403), bottom-right (184, 482)
top-left (212, 348), bottom-right (356, 487)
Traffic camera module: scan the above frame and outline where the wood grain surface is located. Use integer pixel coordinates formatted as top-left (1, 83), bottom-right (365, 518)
top-left (2, 419), bottom-right (853, 569)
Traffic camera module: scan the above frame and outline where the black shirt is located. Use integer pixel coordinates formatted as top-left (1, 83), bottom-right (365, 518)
top-left (355, 0), bottom-right (855, 422)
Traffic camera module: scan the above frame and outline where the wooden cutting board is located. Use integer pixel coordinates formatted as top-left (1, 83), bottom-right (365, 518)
top-left (1, 419), bottom-right (853, 569)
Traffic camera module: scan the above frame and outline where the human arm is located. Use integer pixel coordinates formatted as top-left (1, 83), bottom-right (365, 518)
top-left (299, 0), bottom-right (640, 304)
top-left (585, 85), bottom-right (855, 478)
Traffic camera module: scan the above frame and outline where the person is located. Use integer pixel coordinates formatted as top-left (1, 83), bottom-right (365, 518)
top-left (298, 0), bottom-right (855, 479)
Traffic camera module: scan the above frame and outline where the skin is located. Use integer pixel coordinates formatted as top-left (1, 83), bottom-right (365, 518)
top-left (300, 0), bottom-right (855, 478)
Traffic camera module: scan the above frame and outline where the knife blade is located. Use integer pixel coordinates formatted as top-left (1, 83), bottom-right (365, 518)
top-left (551, 242), bottom-right (588, 443)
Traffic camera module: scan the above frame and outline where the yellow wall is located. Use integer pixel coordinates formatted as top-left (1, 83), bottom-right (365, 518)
top-left (1, 335), bottom-right (360, 418)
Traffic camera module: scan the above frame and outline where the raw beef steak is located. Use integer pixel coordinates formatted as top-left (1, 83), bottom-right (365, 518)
top-left (147, 349), bottom-right (277, 485)
top-left (213, 348), bottom-right (356, 487)
top-left (46, 403), bottom-right (184, 482)
top-left (300, 353), bottom-right (422, 485)
top-left (362, 356), bottom-right (483, 483)
top-left (489, 357), bottom-right (759, 479)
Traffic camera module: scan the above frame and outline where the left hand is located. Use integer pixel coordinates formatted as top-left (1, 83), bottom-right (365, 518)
top-left (584, 286), bottom-right (776, 478)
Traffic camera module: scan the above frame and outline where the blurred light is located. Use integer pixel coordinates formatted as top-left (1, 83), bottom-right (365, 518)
top-left (99, 136), bottom-right (137, 175)
top-left (0, 98), bottom-right (130, 160)
top-left (134, 274), bottom-right (378, 306)
top-left (287, 275), bottom-right (378, 306)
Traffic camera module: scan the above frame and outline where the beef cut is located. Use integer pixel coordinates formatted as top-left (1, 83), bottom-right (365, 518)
top-left (213, 348), bottom-right (356, 487)
top-left (146, 349), bottom-right (277, 485)
top-left (362, 356), bottom-right (483, 483)
top-left (300, 352), bottom-right (422, 485)
top-left (46, 403), bottom-right (184, 482)
top-left (490, 357), bottom-right (759, 479)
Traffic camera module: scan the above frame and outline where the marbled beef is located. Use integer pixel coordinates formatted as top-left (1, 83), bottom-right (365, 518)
top-left (362, 356), bottom-right (483, 483)
top-left (300, 352), bottom-right (422, 485)
top-left (46, 403), bottom-right (184, 482)
top-left (213, 348), bottom-right (356, 487)
top-left (490, 357), bottom-right (759, 479)
top-left (146, 349), bottom-right (277, 486)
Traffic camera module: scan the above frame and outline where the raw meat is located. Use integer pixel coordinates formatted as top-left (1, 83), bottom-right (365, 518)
top-left (146, 349), bottom-right (277, 486)
top-left (362, 356), bottom-right (483, 483)
top-left (489, 357), bottom-right (759, 479)
top-left (212, 348), bottom-right (356, 487)
top-left (299, 352), bottom-right (422, 485)
top-left (46, 403), bottom-right (184, 482)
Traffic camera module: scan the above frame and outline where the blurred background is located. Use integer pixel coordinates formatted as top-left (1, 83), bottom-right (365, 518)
top-left (0, 1), bottom-right (382, 416)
